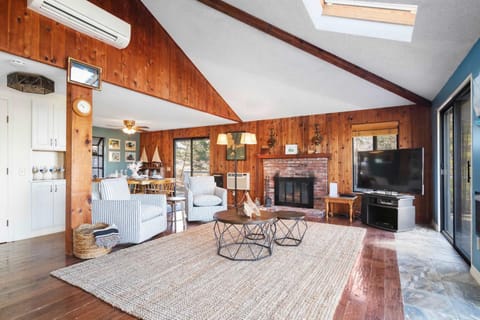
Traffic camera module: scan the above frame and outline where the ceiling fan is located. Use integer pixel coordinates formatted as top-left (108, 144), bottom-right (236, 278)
top-left (116, 120), bottom-right (149, 134)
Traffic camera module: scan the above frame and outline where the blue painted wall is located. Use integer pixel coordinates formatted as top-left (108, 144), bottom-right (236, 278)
top-left (92, 127), bottom-right (140, 177)
top-left (432, 39), bottom-right (480, 270)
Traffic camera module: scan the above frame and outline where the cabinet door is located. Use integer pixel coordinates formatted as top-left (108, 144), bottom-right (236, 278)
top-left (53, 101), bottom-right (66, 151)
top-left (31, 182), bottom-right (54, 230)
top-left (53, 181), bottom-right (66, 226)
top-left (0, 98), bottom-right (8, 242)
top-left (31, 99), bottom-right (53, 150)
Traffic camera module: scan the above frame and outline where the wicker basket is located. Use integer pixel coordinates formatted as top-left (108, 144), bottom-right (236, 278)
top-left (73, 223), bottom-right (112, 259)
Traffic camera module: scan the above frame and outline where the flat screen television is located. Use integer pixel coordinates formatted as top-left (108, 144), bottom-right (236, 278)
top-left (356, 148), bottom-right (424, 195)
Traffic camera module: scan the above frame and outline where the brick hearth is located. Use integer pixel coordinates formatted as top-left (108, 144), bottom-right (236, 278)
top-left (263, 157), bottom-right (328, 209)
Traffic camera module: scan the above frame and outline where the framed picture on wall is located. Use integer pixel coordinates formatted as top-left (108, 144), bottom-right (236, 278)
top-left (285, 144), bottom-right (298, 155)
top-left (108, 151), bottom-right (121, 162)
top-left (226, 132), bottom-right (246, 161)
top-left (108, 138), bottom-right (120, 150)
top-left (125, 152), bottom-right (136, 162)
top-left (67, 57), bottom-right (102, 90)
top-left (125, 140), bottom-right (136, 151)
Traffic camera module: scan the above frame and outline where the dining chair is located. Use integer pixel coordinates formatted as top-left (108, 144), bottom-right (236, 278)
top-left (127, 179), bottom-right (140, 194)
top-left (147, 178), bottom-right (176, 196)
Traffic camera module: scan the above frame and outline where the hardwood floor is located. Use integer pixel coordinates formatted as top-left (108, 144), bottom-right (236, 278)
top-left (0, 218), bottom-right (403, 319)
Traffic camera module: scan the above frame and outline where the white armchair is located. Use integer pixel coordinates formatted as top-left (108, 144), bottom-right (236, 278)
top-left (92, 178), bottom-right (167, 244)
top-left (185, 176), bottom-right (227, 222)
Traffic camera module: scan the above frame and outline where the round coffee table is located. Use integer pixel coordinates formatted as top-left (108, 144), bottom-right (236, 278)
top-left (213, 209), bottom-right (277, 261)
top-left (274, 211), bottom-right (308, 246)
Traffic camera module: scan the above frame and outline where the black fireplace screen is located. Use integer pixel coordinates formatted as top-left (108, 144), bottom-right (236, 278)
top-left (274, 176), bottom-right (314, 208)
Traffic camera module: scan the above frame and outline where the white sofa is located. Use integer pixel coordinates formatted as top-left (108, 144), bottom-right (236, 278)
top-left (185, 176), bottom-right (227, 222)
top-left (92, 178), bottom-right (167, 244)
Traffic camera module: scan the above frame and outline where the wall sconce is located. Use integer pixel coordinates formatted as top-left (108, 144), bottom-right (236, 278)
top-left (267, 128), bottom-right (277, 149)
top-left (311, 124), bottom-right (322, 146)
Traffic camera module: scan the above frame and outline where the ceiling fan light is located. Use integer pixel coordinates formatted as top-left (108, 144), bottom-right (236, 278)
top-left (122, 127), bottom-right (136, 135)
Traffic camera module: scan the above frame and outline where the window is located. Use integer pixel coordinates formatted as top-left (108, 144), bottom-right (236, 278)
top-left (174, 137), bottom-right (210, 184)
top-left (303, 0), bottom-right (417, 42)
top-left (352, 122), bottom-right (398, 191)
top-left (92, 136), bottom-right (105, 179)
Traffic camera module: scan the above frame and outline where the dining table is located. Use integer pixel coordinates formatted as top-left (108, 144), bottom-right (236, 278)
top-left (93, 177), bottom-right (174, 194)
top-left (127, 177), bottom-right (165, 194)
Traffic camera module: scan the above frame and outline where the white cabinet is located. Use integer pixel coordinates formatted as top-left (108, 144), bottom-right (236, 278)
top-left (53, 181), bottom-right (66, 226)
top-left (52, 102), bottom-right (66, 150)
top-left (31, 180), bottom-right (66, 231)
top-left (31, 96), bottom-right (66, 151)
top-left (0, 97), bottom-right (8, 243)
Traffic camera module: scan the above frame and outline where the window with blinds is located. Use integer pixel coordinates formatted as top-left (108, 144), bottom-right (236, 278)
top-left (352, 121), bottom-right (398, 191)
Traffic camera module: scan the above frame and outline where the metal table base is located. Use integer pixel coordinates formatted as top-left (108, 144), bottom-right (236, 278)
top-left (213, 210), bottom-right (277, 261)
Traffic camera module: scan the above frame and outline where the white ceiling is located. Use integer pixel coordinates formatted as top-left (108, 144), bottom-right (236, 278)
top-left (1, 0), bottom-right (479, 130)
top-left (0, 51), bottom-right (66, 94)
top-left (92, 83), bottom-right (235, 130)
top-left (142, 0), bottom-right (480, 120)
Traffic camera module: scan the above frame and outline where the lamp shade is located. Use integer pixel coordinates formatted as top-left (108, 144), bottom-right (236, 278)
top-left (217, 133), bottom-right (228, 145)
top-left (240, 132), bottom-right (257, 145)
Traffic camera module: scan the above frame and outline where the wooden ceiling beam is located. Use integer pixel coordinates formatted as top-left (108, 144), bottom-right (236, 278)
top-left (197, 0), bottom-right (431, 107)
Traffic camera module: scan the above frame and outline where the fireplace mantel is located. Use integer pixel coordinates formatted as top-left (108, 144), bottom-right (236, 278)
top-left (257, 153), bottom-right (331, 160)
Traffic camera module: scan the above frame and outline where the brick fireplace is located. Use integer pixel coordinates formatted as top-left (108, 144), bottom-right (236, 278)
top-left (274, 176), bottom-right (315, 208)
top-left (263, 156), bottom-right (328, 209)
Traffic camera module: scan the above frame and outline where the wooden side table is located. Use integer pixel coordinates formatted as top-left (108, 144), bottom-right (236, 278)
top-left (274, 211), bottom-right (308, 246)
top-left (323, 195), bottom-right (358, 223)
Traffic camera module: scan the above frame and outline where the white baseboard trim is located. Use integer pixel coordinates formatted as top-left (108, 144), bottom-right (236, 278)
top-left (471, 265), bottom-right (480, 285)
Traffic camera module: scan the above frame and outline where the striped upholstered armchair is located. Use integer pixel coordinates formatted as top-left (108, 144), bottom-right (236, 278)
top-left (92, 178), bottom-right (167, 244)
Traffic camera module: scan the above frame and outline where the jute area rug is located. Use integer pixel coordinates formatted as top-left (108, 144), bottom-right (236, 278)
top-left (52, 222), bottom-right (366, 320)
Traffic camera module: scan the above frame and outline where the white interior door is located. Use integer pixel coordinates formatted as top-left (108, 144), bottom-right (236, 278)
top-left (0, 98), bottom-right (9, 243)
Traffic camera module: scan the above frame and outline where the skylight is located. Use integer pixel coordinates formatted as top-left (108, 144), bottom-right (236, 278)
top-left (303, 0), bottom-right (418, 42)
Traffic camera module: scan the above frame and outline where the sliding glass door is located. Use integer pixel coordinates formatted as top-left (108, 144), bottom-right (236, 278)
top-left (173, 137), bottom-right (210, 182)
top-left (440, 84), bottom-right (472, 261)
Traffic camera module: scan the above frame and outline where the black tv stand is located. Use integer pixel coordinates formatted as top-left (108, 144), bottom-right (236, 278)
top-left (361, 192), bottom-right (415, 232)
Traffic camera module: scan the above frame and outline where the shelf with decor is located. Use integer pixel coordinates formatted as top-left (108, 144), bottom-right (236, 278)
top-left (256, 153), bottom-right (331, 159)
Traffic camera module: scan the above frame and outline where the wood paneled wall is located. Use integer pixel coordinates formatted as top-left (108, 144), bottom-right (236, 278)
top-left (141, 105), bottom-right (433, 224)
top-left (0, 0), bottom-right (239, 121)
top-left (0, 0), bottom-right (240, 253)
top-left (65, 84), bottom-right (92, 255)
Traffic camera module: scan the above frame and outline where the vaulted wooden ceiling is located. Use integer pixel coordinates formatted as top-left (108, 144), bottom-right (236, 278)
top-left (1, 0), bottom-right (479, 130)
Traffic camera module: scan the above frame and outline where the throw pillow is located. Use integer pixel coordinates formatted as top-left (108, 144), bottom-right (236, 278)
top-left (189, 176), bottom-right (216, 195)
top-left (193, 194), bottom-right (222, 207)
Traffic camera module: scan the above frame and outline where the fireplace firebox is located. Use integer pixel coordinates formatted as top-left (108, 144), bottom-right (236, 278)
top-left (274, 176), bottom-right (314, 208)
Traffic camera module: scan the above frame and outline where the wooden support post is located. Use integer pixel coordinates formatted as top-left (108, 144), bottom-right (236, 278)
top-left (65, 84), bottom-right (93, 255)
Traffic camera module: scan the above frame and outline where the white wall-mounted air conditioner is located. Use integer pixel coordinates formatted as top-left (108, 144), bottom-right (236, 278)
top-left (27, 0), bottom-right (131, 49)
top-left (226, 172), bottom-right (250, 190)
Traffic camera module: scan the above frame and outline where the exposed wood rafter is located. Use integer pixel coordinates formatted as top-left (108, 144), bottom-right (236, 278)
top-left (197, 0), bottom-right (431, 107)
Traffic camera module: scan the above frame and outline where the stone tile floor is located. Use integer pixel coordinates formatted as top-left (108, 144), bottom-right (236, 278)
top-left (395, 227), bottom-right (480, 319)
